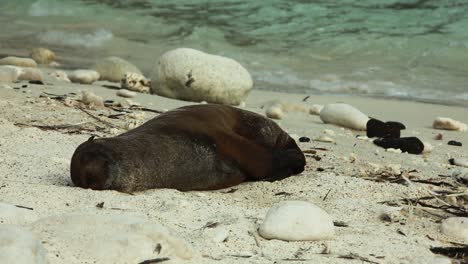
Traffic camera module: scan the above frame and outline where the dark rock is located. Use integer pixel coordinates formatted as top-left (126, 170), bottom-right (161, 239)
top-left (366, 118), bottom-right (405, 138)
top-left (29, 80), bottom-right (44, 85)
top-left (299, 136), bottom-right (310, 142)
top-left (373, 137), bottom-right (424, 154)
top-left (448, 140), bottom-right (462, 147)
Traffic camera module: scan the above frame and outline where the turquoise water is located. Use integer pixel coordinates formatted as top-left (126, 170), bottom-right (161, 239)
top-left (1, 0), bottom-right (467, 105)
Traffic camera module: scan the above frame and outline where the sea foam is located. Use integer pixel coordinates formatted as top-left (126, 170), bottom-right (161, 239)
top-left (38, 29), bottom-right (113, 48)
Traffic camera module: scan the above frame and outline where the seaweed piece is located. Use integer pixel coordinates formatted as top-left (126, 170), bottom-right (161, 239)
top-left (373, 137), bottom-right (424, 154)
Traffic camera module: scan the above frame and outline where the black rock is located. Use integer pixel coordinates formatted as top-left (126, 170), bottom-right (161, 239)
top-left (29, 80), bottom-right (44, 85)
top-left (366, 118), bottom-right (405, 138)
top-left (373, 137), bottom-right (424, 154)
top-left (299, 136), bottom-right (310, 143)
top-left (448, 140), bottom-right (462, 147)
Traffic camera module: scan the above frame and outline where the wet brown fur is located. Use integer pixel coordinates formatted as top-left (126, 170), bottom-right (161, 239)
top-left (70, 104), bottom-right (305, 192)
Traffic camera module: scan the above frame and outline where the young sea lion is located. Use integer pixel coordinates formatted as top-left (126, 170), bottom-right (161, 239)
top-left (70, 104), bottom-right (306, 192)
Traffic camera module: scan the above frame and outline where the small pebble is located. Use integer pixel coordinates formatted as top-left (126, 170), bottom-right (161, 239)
top-left (452, 168), bottom-right (468, 184)
top-left (116, 89), bottom-right (136, 98)
top-left (440, 217), bottom-right (468, 242)
top-left (314, 135), bottom-right (335, 143)
top-left (299, 136), bottom-right (310, 143)
top-left (323, 129), bottom-right (335, 136)
top-left (447, 140), bottom-right (462, 147)
top-left (81, 91), bottom-right (104, 108)
top-left (449, 158), bottom-right (468, 168)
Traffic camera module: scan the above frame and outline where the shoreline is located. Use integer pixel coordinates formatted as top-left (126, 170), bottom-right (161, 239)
top-left (0, 64), bottom-right (467, 263)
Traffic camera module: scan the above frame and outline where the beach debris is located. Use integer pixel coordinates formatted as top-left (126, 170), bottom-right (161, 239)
top-left (152, 48), bottom-right (252, 105)
top-left (320, 103), bottom-right (368, 130)
top-left (266, 102), bottom-right (311, 119)
top-left (452, 168), bottom-right (468, 184)
top-left (448, 140), bottom-right (462, 147)
top-left (381, 189), bottom-right (468, 218)
top-left (94, 56), bottom-right (142, 82)
top-left (31, 214), bottom-right (194, 263)
top-left (0, 202), bottom-right (39, 225)
top-left (373, 137), bottom-right (424, 154)
top-left (309, 104), bottom-right (324, 115)
top-left (379, 206), bottom-right (405, 223)
top-left (299, 136), bottom-right (310, 142)
top-left (258, 201), bottom-right (334, 241)
top-left (49, 70), bottom-right (70, 82)
top-left (0, 225), bottom-right (49, 264)
top-left (81, 90), bottom-right (104, 108)
top-left (69, 70), bottom-right (100, 84)
top-left (0, 56), bottom-right (37, 68)
top-left (314, 135), bottom-right (335, 143)
top-left (366, 118), bottom-right (405, 138)
top-left (433, 117), bottom-right (467, 132)
top-left (449, 158), bottom-right (468, 168)
top-left (337, 253), bottom-right (379, 264)
top-left (30, 47), bottom-right (56, 64)
top-left (116, 89), bottom-right (136, 98)
top-left (120, 72), bottom-right (150, 93)
top-left (138, 258), bottom-right (170, 264)
top-left (435, 133), bottom-right (443, 140)
top-left (441, 217), bottom-right (468, 242)
top-left (430, 246), bottom-right (468, 262)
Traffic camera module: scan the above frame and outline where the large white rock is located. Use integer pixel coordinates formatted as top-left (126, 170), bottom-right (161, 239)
top-left (31, 214), bottom-right (193, 263)
top-left (0, 202), bottom-right (39, 225)
top-left (69, 69), bottom-right (100, 84)
top-left (0, 65), bottom-right (21, 83)
top-left (440, 217), bottom-right (468, 242)
top-left (30, 48), bottom-right (56, 65)
top-left (151, 48), bottom-right (253, 105)
top-left (0, 56), bottom-right (37, 68)
top-left (320, 103), bottom-right (369, 130)
top-left (0, 225), bottom-right (49, 264)
top-left (258, 201), bottom-right (334, 241)
top-left (94, 56), bottom-right (142, 82)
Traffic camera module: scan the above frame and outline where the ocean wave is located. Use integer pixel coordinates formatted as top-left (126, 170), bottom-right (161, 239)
top-left (37, 29), bottom-right (113, 48)
top-left (29, 0), bottom-right (84, 16)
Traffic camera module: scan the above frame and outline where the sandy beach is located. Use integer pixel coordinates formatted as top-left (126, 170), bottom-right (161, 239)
top-left (0, 60), bottom-right (467, 264)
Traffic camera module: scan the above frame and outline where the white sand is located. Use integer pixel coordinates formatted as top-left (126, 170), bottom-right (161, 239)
top-left (0, 69), bottom-right (467, 263)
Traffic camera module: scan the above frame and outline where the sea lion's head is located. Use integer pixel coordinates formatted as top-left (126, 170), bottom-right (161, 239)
top-left (70, 137), bottom-right (118, 190)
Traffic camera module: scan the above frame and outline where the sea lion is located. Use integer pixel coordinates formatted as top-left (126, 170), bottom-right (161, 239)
top-left (70, 104), bottom-right (306, 192)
